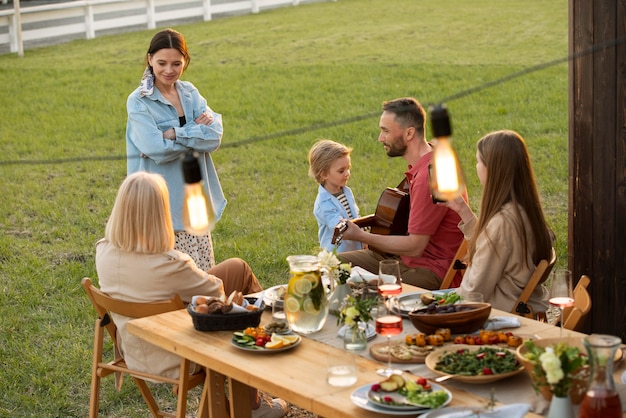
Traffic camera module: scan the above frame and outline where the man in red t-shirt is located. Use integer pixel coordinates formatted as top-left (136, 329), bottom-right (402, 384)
top-left (339, 97), bottom-right (466, 290)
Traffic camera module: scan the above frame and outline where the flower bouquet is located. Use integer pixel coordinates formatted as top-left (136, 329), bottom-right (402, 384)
top-left (516, 337), bottom-right (589, 403)
top-left (317, 248), bottom-right (351, 286)
top-left (337, 294), bottom-right (377, 350)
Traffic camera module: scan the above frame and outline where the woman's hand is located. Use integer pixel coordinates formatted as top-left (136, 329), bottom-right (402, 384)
top-left (195, 112), bottom-right (214, 126)
top-left (439, 196), bottom-right (474, 223)
top-left (163, 128), bottom-right (176, 140)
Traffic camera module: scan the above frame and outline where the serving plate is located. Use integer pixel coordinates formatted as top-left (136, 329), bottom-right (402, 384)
top-left (263, 284), bottom-right (287, 308)
top-left (231, 334), bottom-right (301, 353)
top-left (393, 290), bottom-right (456, 317)
top-left (425, 344), bottom-right (523, 383)
top-left (351, 383), bottom-right (452, 416)
top-left (366, 382), bottom-right (452, 411)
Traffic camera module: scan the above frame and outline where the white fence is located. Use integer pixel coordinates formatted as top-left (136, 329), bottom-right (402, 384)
top-left (0, 0), bottom-right (332, 55)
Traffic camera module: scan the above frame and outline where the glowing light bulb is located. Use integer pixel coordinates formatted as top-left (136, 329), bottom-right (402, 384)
top-left (429, 104), bottom-right (465, 202)
top-left (182, 152), bottom-right (215, 235)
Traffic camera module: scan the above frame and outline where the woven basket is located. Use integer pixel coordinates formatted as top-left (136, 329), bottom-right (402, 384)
top-left (187, 297), bottom-right (264, 331)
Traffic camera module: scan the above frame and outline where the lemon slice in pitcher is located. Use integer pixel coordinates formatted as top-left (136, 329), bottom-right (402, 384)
top-left (285, 297), bottom-right (301, 313)
top-left (303, 299), bottom-right (320, 314)
top-left (294, 278), bottom-right (313, 295)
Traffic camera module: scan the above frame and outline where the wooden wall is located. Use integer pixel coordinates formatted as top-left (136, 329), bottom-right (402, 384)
top-left (568, 0), bottom-right (626, 340)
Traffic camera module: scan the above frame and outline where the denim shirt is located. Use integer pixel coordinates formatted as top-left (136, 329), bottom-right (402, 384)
top-left (313, 184), bottom-right (363, 252)
top-left (126, 80), bottom-right (226, 231)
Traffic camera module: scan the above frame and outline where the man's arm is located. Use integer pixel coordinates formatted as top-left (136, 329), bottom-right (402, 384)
top-left (341, 221), bottom-right (430, 256)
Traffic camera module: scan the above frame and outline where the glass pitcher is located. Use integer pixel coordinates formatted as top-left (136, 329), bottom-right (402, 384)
top-left (578, 334), bottom-right (622, 418)
top-left (284, 255), bottom-right (329, 334)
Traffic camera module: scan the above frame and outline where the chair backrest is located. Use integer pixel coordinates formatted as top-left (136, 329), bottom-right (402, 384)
top-left (512, 247), bottom-right (557, 319)
top-left (81, 277), bottom-right (202, 418)
top-left (563, 275), bottom-right (591, 331)
top-left (81, 277), bottom-right (184, 344)
top-left (440, 239), bottom-right (468, 290)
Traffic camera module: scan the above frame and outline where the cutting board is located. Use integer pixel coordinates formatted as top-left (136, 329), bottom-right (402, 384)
top-left (369, 341), bottom-right (433, 364)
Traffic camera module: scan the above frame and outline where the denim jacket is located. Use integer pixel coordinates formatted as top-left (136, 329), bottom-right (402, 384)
top-left (126, 80), bottom-right (226, 230)
top-left (313, 184), bottom-right (363, 252)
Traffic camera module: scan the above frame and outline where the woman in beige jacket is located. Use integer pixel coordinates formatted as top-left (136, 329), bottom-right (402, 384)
top-left (444, 130), bottom-right (553, 314)
top-left (96, 172), bottom-right (286, 418)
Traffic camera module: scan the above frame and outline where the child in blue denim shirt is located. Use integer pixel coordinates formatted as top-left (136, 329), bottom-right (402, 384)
top-left (308, 139), bottom-right (363, 252)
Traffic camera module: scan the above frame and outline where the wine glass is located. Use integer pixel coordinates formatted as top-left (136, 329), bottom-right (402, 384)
top-left (375, 298), bottom-right (403, 377)
top-left (377, 260), bottom-right (402, 300)
top-left (548, 269), bottom-right (574, 336)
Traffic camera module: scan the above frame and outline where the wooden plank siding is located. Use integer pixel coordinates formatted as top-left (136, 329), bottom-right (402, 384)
top-left (569, 0), bottom-right (626, 340)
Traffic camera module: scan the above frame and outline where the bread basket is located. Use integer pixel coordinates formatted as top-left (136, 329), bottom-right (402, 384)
top-left (187, 297), bottom-right (264, 331)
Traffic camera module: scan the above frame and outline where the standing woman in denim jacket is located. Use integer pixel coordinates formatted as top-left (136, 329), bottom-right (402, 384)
top-left (126, 28), bottom-right (226, 272)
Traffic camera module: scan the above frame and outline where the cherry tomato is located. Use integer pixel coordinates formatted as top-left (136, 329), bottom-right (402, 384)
top-left (482, 367), bottom-right (493, 375)
top-left (255, 336), bottom-right (266, 347)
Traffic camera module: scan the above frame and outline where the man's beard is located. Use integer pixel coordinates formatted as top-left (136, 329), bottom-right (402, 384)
top-left (385, 138), bottom-right (406, 158)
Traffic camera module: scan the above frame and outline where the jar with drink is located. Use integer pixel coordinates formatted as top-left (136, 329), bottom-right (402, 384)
top-left (578, 334), bottom-right (622, 418)
top-left (284, 255), bottom-right (329, 334)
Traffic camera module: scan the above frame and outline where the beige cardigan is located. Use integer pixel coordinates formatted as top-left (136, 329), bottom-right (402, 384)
top-left (457, 202), bottom-right (549, 314)
top-left (95, 239), bottom-right (224, 379)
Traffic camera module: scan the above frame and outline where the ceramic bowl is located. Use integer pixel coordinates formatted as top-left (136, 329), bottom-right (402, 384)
top-left (515, 336), bottom-right (590, 404)
top-left (407, 302), bottom-right (491, 335)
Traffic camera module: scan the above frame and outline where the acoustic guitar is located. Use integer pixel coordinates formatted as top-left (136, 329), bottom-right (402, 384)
top-left (332, 180), bottom-right (410, 253)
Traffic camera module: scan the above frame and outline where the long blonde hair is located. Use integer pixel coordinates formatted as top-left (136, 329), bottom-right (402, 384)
top-left (468, 130), bottom-right (552, 266)
top-left (105, 172), bottom-right (175, 253)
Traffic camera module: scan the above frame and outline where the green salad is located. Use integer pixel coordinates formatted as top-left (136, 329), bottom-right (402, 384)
top-left (435, 346), bottom-right (521, 376)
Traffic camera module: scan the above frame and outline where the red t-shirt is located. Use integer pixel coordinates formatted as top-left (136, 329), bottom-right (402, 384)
top-left (401, 150), bottom-right (465, 283)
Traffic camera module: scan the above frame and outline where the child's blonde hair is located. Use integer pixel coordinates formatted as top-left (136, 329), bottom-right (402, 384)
top-left (307, 139), bottom-right (352, 184)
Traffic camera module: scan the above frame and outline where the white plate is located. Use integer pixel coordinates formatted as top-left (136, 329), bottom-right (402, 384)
top-left (420, 403), bottom-right (531, 417)
top-left (393, 290), bottom-right (456, 317)
top-left (367, 382), bottom-right (452, 411)
top-left (351, 382), bottom-right (452, 416)
top-left (263, 284), bottom-right (288, 308)
top-left (231, 334), bottom-right (301, 353)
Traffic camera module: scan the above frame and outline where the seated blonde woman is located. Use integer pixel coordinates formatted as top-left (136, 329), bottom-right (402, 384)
top-left (443, 130), bottom-right (553, 314)
top-left (96, 172), bottom-right (286, 418)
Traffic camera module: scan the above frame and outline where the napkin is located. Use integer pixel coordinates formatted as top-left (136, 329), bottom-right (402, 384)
top-left (337, 323), bottom-right (377, 341)
top-left (421, 403), bottom-right (531, 418)
top-left (482, 316), bottom-right (521, 330)
top-left (347, 266), bottom-right (377, 284)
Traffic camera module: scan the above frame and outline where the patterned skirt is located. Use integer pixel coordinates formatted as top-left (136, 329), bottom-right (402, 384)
top-left (174, 231), bottom-right (215, 272)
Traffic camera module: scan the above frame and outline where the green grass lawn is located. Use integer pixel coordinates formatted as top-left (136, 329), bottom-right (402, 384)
top-left (0, 0), bottom-right (568, 415)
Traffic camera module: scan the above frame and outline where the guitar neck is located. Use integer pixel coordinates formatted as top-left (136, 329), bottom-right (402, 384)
top-left (352, 215), bottom-right (376, 228)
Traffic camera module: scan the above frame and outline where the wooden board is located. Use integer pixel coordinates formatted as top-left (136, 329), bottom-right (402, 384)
top-left (369, 341), bottom-right (433, 364)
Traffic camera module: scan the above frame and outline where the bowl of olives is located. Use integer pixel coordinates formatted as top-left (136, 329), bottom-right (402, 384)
top-left (408, 302), bottom-right (491, 335)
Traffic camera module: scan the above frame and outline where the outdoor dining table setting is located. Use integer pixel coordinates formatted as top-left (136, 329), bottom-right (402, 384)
top-left (126, 260), bottom-right (626, 418)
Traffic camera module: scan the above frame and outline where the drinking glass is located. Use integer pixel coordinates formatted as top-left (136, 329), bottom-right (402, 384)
top-left (375, 298), bottom-right (403, 377)
top-left (326, 350), bottom-right (357, 387)
top-left (548, 269), bottom-right (574, 336)
top-left (377, 260), bottom-right (402, 299)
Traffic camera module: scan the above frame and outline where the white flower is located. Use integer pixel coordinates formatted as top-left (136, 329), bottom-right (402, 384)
top-left (318, 249), bottom-right (340, 270)
top-left (540, 347), bottom-right (564, 384)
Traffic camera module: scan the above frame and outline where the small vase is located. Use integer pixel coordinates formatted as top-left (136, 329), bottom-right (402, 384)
top-left (547, 394), bottom-right (574, 418)
top-left (329, 283), bottom-right (351, 316)
top-left (344, 322), bottom-right (368, 351)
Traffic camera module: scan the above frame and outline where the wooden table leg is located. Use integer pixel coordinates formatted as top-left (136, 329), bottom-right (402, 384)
top-left (197, 370), bottom-right (229, 418)
top-left (229, 378), bottom-right (252, 418)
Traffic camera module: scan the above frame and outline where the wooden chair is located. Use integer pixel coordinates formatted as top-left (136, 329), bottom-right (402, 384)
top-left (440, 239), bottom-right (468, 290)
top-left (562, 275), bottom-right (591, 331)
top-left (511, 247), bottom-right (557, 321)
top-left (81, 277), bottom-right (206, 418)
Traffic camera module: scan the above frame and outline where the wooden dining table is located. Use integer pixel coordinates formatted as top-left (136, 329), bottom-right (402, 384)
top-left (126, 284), bottom-right (626, 418)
